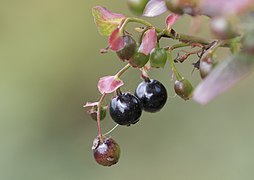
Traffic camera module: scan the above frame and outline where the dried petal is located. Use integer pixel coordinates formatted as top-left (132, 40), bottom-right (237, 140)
top-left (200, 0), bottom-right (253, 17)
top-left (143, 0), bottom-right (168, 17)
top-left (138, 28), bottom-right (157, 55)
top-left (166, 13), bottom-right (180, 30)
top-left (109, 28), bottom-right (124, 51)
top-left (193, 53), bottom-right (254, 104)
top-left (83, 102), bottom-right (99, 108)
top-left (98, 76), bottom-right (124, 94)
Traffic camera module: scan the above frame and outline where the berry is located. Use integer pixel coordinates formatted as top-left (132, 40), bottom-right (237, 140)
top-left (135, 79), bottom-right (167, 112)
top-left (166, 0), bottom-right (199, 16)
top-left (129, 51), bottom-right (149, 68)
top-left (210, 17), bottom-right (238, 40)
top-left (89, 106), bottom-right (107, 121)
top-left (150, 47), bottom-right (167, 68)
top-left (92, 136), bottom-right (120, 166)
top-left (109, 92), bottom-right (142, 126)
top-left (116, 35), bottom-right (137, 61)
top-left (199, 57), bottom-right (216, 79)
top-left (127, 0), bottom-right (149, 15)
top-left (174, 78), bottom-right (193, 100)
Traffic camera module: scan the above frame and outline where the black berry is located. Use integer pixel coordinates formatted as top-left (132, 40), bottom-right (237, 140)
top-left (116, 35), bottom-right (137, 61)
top-left (135, 79), bottom-right (167, 113)
top-left (92, 136), bottom-right (120, 167)
top-left (110, 92), bottom-right (142, 126)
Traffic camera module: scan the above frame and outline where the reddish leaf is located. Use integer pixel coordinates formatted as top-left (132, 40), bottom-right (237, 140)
top-left (83, 102), bottom-right (99, 108)
top-left (92, 6), bottom-right (126, 36)
top-left (138, 28), bottom-right (157, 55)
top-left (193, 53), bottom-right (254, 104)
top-left (200, 0), bottom-right (253, 17)
top-left (166, 14), bottom-right (180, 30)
top-left (143, 0), bottom-right (168, 17)
top-left (109, 28), bottom-right (124, 51)
top-left (98, 76), bottom-right (124, 94)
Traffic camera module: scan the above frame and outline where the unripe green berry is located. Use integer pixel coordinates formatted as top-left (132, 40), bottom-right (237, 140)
top-left (174, 78), bottom-right (193, 100)
top-left (150, 48), bottom-right (167, 68)
top-left (89, 106), bottom-right (107, 121)
top-left (129, 51), bottom-right (149, 68)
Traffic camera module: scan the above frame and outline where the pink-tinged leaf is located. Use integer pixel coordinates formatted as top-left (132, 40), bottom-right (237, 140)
top-left (109, 28), bottom-right (124, 51)
top-left (200, 0), bottom-right (254, 17)
top-left (143, 0), bottom-right (168, 17)
top-left (193, 53), bottom-right (254, 105)
top-left (98, 76), bottom-right (124, 94)
top-left (138, 28), bottom-right (157, 55)
top-left (92, 6), bottom-right (126, 36)
top-left (166, 14), bottom-right (180, 30)
top-left (83, 102), bottom-right (99, 108)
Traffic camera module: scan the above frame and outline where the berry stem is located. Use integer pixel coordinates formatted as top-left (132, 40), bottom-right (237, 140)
top-left (103, 124), bottom-right (119, 136)
top-left (119, 17), bottom-right (236, 48)
top-left (97, 93), bottom-right (106, 142)
top-left (168, 52), bottom-right (182, 80)
top-left (168, 43), bottom-right (189, 51)
top-left (115, 63), bottom-right (131, 79)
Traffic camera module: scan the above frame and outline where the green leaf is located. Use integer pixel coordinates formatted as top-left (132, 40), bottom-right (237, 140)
top-left (92, 6), bottom-right (126, 36)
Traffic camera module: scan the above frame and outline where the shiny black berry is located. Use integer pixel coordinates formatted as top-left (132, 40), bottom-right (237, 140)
top-left (92, 136), bottom-right (120, 167)
top-left (116, 35), bottom-right (137, 61)
top-left (135, 79), bottom-right (167, 113)
top-left (109, 92), bottom-right (142, 126)
top-left (174, 78), bottom-right (193, 100)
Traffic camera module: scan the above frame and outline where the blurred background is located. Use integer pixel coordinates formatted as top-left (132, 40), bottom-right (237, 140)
top-left (1, 1), bottom-right (254, 180)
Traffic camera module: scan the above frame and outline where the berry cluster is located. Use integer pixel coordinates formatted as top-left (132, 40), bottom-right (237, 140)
top-left (86, 0), bottom-right (251, 166)
top-left (85, 24), bottom-right (198, 166)
top-left (90, 78), bottom-right (168, 167)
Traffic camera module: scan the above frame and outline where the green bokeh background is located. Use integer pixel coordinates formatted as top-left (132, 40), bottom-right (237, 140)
top-left (1, 1), bottom-right (254, 180)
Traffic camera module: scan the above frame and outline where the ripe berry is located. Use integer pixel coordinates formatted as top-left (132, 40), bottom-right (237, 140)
top-left (92, 136), bottom-right (120, 167)
top-left (89, 106), bottom-right (107, 121)
top-left (135, 79), bottom-right (167, 113)
top-left (150, 47), bottom-right (167, 68)
top-left (109, 92), bottom-right (142, 126)
top-left (129, 51), bottom-right (149, 68)
top-left (116, 35), bottom-right (137, 61)
top-left (127, 0), bottom-right (149, 15)
top-left (174, 78), bottom-right (193, 100)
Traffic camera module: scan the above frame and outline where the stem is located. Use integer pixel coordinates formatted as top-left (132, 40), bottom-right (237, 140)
top-left (103, 124), bottom-right (119, 136)
top-left (97, 93), bottom-right (106, 142)
top-left (115, 63), bottom-right (131, 78)
top-left (168, 43), bottom-right (189, 50)
top-left (201, 40), bottom-right (224, 60)
top-left (168, 52), bottom-right (182, 80)
top-left (120, 17), bottom-right (236, 48)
